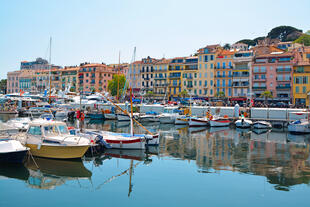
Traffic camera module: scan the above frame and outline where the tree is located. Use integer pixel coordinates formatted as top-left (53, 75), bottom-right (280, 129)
top-left (180, 89), bottom-right (188, 98)
top-left (253, 36), bottom-right (265, 44)
top-left (108, 74), bottom-right (126, 97)
top-left (0, 79), bottom-right (7, 94)
top-left (267, 26), bottom-right (302, 41)
top-left (260, 91), bottom-right (273, 104)
top-left (215, 91), bottom-right (225, 98)
top-left (294, 33), bottom-right (310, 46)
top-left (223, 43), bottom-right (231, 50)
top-left (237, 39), bottom-right (256, 46)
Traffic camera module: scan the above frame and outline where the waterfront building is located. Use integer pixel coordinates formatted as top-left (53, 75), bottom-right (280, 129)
top-left (183, 56), bottom-right (198, 96)
top-left (128, 61), bottom-right (142, 96)
top-left (252, 46), bottom-right (295, 102)
top-left (140, 56), bottom-right (157, 94)
top-left (78, 63), bottom-right (115, 93)
top-left (293, 47), bottom-right (310, 107)
top-left (153, 58), bottom-right (169, 100)
top-left (60, 67), bottom-right (78, 92)
top-left (18, 70), bottom-right (36, 92)
top-left (7, 71), bottom-right (21, 94)
top-left (34, 69), bottom-right (50, 93)
top-left (20, 57), bottom-right (61, 70)
top-left (232, 51), bottom-right (253, 98)
top-left (214, 50), bottom-right (235, 97)
top-left (197, 44), bottom-right (221, 97)
top-left (168, 57), bottom-right (184, 99)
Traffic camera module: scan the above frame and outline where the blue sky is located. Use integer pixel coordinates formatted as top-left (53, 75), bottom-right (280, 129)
top-left (0, 0), bottom-right (309, 79)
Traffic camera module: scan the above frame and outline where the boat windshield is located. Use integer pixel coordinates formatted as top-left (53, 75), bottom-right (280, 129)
top-left (43, 125), bottom-right (59, 136)
top-left (58, 125), bottom-right (69, 135)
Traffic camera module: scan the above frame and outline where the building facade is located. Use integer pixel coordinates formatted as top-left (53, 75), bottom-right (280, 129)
top-left (197, 45), bottom-right (220, 97)
top-left (7, 71), bottom-right (20, 94)
top-left (140, 57), bottom-right (157, 94)
top-left (232, 51), bottom-right (253, 97)
top-left (153, 59), bottom-right (169, 99)
top-left (215, 50), bottom-right (234, 97)
top-left (128, 61), bottom-right (142, 95)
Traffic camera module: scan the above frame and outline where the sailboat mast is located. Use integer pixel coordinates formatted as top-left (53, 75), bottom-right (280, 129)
top-left (48, 37), bottom-right (52, 104)
top-left (117, 51), bottom-right (120, 102)
top-left (130, 87), bottom-right (134, 136)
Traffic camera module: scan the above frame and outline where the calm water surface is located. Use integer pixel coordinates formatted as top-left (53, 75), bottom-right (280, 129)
top-left (1, 115), bottom-right (310, 207)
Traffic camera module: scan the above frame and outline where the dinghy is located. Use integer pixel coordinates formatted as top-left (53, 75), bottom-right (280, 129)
top-left (235, 117), bottom-right (252, 128)
top-left (252, 121), bottom-right (272, 129)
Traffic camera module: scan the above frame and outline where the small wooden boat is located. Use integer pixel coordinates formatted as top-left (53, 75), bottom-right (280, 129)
top-left (175, 116), bottom-right (189, 125)
top-left (252, 121), bottom-right (272, 129)
top-left (159, 107), bottom-right (180, 124)
top-left (189, 117), bottom-right (209, 127)
top-left (210, 116), bottom-right (230, 127)
top-left (235, 118), bottom-right (252, 128)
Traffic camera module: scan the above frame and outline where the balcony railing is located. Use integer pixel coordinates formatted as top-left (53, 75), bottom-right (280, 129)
top-left (276, 85), bottom-right (291, 89)
top-left (252, 86), bottom-right (266, 90)
top-left (253, 70), bottom-right (266, 73)
top-left (169, 75), bottom-right (181, 79)
top-left (276, 68), bottom-right (291, 72)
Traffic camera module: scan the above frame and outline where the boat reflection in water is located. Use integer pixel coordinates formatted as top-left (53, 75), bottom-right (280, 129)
top-left (160, 126), bottom-right (310, 191)
top-left (25, 158), bottom-right (92, 190)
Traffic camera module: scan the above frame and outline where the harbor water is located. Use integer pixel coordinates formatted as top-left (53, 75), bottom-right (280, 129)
top-left (1, 115), bottom-right (310, 207)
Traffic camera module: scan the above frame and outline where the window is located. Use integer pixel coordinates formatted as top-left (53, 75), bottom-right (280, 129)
top-left (270, 82), bottom-right (273, 87)
top-left (210, 55), bottom-right (214, 60)
top-left (204, 73), bottom-right (207, 78)
top-left (296, 86), bottom-right (299, 93)
top-left (217, 62), bottom-right (220, 69)
top-left (199, 80), bottom-right (202, 86)
top-left (211, 64), bottom-right (213, 69)
top-left (210, 89), bottom-right (213, 95)
top-left (28, 126), bottom-right (42, 135)
top-left (210, 80), bottom-right (213, 86)
top-left (205, 80), bottom-right (207, 86)
top-left (204, 64), bottom-right (207, 69)
top-left (222, 62), bottom-right (226, 69)
top-left (199, 56), bottom-right (202, 62)
top-left (222, 80), bottom-right (225, 87)
top-left (303, 86), bottom-right (306, 93)
top-left (44, 125), bottom-right (59, 136)
top-left (199, 64), bottom-right (202, 69)
top-left (204, 55), bottom-right (208, 62)
top-left (253, 66), bottom-right (259, 73)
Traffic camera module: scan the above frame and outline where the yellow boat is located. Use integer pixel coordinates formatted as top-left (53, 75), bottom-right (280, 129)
top-left (18, 119), bottom-right (91, 159)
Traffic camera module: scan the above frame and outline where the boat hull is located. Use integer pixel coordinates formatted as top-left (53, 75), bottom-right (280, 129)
top-left (26, 144), bottom-right (89, 159)
top-left (0, 150), bottom-right (28, 163)
top-left (288, 124), bottom-right (310, 134)
top-left (139, 117), bottom-right (159, 123)
top-left (189, 118), bottom-right (209, 127)
top-left (104, 138), bottom-right (146, 149)
top-left (235, 120), bottom-right (252, 128)
top-left (253, 122), bottom-right (272, 129)
top-left (117, 114), bottom-right (130, 122)
top-left (175, 117), bottom-right (189, 125)
top-left (104, 113), bottom-right (117, 120)
top-left (159, 116), bottom-right (175, 124)
top-left (210, 119), bottom-right (230, 127)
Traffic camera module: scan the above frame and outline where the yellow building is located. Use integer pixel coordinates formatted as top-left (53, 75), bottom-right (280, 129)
top-left (197, 44), bottom-right (221, 97)
top-left (293, 47), bottom-right (310, 107)
top-left (182, 56), bottom-right (198, 95)
top-left (168, 57), bottom-right (184, 99)
top-left (293, 63), bottom-right (310, 107)
top-left (153, 58), bottom-right (170, 99)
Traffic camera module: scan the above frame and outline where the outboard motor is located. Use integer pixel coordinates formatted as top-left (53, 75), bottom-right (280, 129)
top-left (95, 135), bottom-right (112, 149)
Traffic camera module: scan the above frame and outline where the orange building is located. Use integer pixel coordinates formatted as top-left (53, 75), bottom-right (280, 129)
top-left (78, 63), bottom-right (116, 93)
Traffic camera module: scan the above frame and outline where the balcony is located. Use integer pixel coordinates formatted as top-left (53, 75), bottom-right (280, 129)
top-left (169, 75), bottom-right (181, 79)
top-left (276, 68), bottom-right (291, 72)
top-left (253, 70), bottom-right (266, 73)
top-left (154, 76), bottom-right (166, 80)
top-left (186, 76), bottom-right (194, 79)
top-left (252, 86), bottom-right (266, 90)
top-left (253, 78), bottom-right (266, 82)
top-left (276, 85), bottom-right (291, 89)
top-left (187, 85), bottom-right (193, 88)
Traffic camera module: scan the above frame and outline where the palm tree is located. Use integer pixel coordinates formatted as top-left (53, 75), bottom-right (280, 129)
top-left (180, 89), bottom-right (188, 98)
top-left (223, 43), bottom-right (231, 50)
top-left (260, 90), bottom-right (273, 105)
top-left (215, 91), bottom-right (225, 98)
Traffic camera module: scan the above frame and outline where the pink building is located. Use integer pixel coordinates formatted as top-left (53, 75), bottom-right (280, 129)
top-left (252, 48), bottom-right (296, 102)
top-left (78, 63), bottom-right (116, 93)
top-left (7, 71), bottom-right (21, 94)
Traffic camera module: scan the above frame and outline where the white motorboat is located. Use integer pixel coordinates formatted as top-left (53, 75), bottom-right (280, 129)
top-left (235, 118), bottom-right (252, 128)
top-left (15, 119), bottom-right (91, 159)
top-left (288, 112), bottom-right (310, 134)
top-left (288, 119), bottom-right (310, 134)
top-left (252, 121), bottom-right (272, 129)
top-left (189, 117), bottom-right (209, 127)
top-left (210, 116), bottom-right (231, 127)
top-left (175, 116), bottom-right (189, 125)
top-left (55, 110), bottom-right (68, 118)
top-left (117, 113), bottom-right (130, 122)
top-left (139, 112), bottom-right (160, 123)
top-left (0, 135), bottom-right (29, 163)
top-left (159, 107), bottom-right (180, 124)
top-left (104, 113), bottom-right (117, 120)
top-left (6, 117), bottom-right (31, 131)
